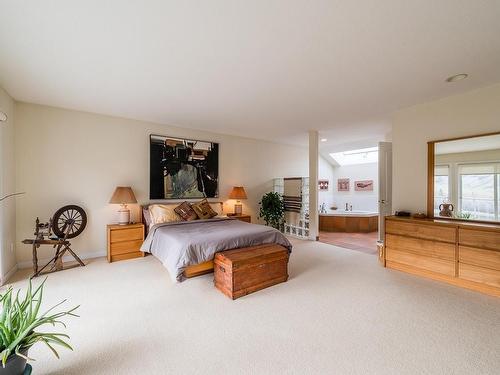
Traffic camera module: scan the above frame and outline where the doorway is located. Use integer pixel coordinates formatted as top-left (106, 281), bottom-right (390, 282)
top-left (317, 141), bottom-right (392, 255)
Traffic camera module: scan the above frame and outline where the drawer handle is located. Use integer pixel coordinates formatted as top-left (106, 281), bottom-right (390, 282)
top-left (219, 266), bottom-right (225, 273)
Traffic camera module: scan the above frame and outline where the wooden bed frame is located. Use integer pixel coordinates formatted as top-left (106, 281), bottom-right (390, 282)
top-left (141, 202), bottom-right (286, 279)
top-left (140, 202), bottom-right (219, 278)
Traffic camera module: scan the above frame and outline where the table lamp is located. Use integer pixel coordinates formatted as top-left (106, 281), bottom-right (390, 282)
top-left (109, 186), bottom-right (137, 224)
top-left (229, 186), bottom-right (247, 215)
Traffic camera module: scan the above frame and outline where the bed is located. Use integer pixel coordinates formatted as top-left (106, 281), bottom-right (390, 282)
top-left (140, 203), bottom-right (292, 282)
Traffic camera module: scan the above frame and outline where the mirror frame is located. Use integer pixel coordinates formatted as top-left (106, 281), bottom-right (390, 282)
top-left (427, 131), bottom-right (500, 224)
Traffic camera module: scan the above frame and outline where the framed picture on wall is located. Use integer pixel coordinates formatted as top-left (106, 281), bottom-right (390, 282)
top-left (337, 178), bottom-right (350, 192)
top-left (318, 179), bottom-right (329, 190)
top-left (354, 180), bottom-right (374, 191)
top-left (149, 134), bottom-right (219, 199)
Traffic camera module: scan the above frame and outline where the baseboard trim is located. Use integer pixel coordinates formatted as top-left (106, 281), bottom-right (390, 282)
top-left (1, 264), bottom-right (19, 285)
top-left (17, 251), bottom-right (107, 270)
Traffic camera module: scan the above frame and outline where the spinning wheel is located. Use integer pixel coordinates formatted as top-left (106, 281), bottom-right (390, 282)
top-left (22, 205), bottom-right (87, 278)
top-left (52, 205), bottom-right (87, 239)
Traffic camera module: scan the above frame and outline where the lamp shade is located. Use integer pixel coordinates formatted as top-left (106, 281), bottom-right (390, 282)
top-left (109, 186), bottom-right (137, 204)
top-left (229, 186), bottom-right (247, 200)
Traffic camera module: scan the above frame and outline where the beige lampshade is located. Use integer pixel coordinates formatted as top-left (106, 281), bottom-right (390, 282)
top-left (109, 186), bottom-right (137, 204)
top-left (229, 186), bottom-right (247, 200)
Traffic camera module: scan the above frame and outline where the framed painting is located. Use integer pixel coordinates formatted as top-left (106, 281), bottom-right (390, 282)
top-left (150, 135), bottom-right (219, 199)
top-left (318, 179), bottom-right (329, 190)
top-left (337, 178), bottom-right (350, 192)
top-left (354, 180), bottom-right (374, 191)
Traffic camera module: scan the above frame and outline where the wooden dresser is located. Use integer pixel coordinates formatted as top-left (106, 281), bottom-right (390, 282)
top-left (107, 223), bottom-right (145, 262)
top-left (384, 216), bottom-right (500, 297)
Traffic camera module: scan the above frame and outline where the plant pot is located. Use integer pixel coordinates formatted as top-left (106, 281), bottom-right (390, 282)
top-left (0, 349), bottom-right (28, 375)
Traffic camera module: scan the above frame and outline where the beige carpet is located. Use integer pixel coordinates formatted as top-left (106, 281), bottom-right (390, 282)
top-left (7, 239), bottom-right (500, 375)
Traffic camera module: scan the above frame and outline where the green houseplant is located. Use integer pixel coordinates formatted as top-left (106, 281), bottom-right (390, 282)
top-left (455, 211), bottom-right (472, 220)
top-left (259, 192), bottom-right (285, 230)
top-left (0, 279), bottom-right (79, 375)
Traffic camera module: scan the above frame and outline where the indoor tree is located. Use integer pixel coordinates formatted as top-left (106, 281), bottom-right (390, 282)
top-left (259, 192), bottom-right (285, 230)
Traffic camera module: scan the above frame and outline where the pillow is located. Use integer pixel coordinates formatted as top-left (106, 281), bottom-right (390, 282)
top-left (192, 199), bottom-right (218, 220)
top-left (148, 204), bottom-right (182, 225)
top-left (209, 202), bottom-right (223, 216)
top-left (143, 208), bottom-right (152, 227)
top-left (174, 201), bottom-right (198, 221)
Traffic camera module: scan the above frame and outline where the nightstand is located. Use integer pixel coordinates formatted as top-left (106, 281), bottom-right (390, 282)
top-left (227, 214), bottom-right (251, 223)
top-left (107, 223), bottom-right (145, 262)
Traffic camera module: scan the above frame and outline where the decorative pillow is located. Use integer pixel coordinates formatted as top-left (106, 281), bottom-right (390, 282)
top-left (192, 199), bottom-right (218, 220)
top-left (148, 204), bottom-right (182, 225)
top-left (209, 202), bottom-right (223, 216)
top-left (174, 201), bottom-right (198, 221)
top-left (143, 208), bottom-right (152, 227)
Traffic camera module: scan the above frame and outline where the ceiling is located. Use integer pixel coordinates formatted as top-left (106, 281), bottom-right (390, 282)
top-left (1, 1), bottom-right (500, 146)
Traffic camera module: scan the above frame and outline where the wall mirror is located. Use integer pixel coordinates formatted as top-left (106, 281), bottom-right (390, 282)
top-left (428, 132), bottom-right (500, 223)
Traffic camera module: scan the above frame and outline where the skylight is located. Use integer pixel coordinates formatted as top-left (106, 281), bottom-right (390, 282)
top-left (329, 147), bottom-right (378, 166)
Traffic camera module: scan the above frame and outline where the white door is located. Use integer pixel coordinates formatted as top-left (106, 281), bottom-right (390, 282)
top-left (378, 142), bottom-right (392, 242)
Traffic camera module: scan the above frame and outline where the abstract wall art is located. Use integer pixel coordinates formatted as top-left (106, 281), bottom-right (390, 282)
top-left (337, 178), bottom-right (350, 192)
top-left (150, 135), bottom-right (219, 199)
top-left (354, 180), bottom-right (374, 191)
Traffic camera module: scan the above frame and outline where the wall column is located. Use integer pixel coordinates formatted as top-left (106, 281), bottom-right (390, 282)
top-left (309, 130), bottom-right (319, 240)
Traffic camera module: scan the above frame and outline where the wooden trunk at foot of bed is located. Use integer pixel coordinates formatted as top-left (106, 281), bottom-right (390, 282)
top-left (214, 244), bottom-right (289, 299)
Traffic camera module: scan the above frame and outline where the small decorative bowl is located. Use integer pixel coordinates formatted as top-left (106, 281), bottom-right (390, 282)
top-left (412, 213), bottom-right (427, 219)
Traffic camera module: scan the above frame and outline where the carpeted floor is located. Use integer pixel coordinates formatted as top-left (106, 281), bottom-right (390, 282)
top-left (6, 238), bottom-right (500, 375)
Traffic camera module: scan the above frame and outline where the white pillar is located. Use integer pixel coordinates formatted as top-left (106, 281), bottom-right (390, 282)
top-left (309, 130), bottom-right (319, 240)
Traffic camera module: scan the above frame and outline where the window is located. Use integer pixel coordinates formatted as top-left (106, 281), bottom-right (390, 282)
top-left (329, 147), bottom-right (378, 166)
top-left (434, 165), bottom-right (450, 215)
top-left (498, 174), bottom-right (500, 217)
top-left (458, 163), bottom-right (500, 221)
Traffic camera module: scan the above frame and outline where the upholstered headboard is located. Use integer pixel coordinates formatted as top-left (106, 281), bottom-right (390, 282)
top-left (141, 201), bottom-right (224, 236)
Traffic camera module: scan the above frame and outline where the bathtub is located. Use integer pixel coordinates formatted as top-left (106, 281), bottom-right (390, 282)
top-left (319, 210), bottom-right (379, 232)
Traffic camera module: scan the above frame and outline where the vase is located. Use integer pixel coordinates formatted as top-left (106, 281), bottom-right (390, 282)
top-left (0, 349), bottom-right (28, 375)
top-left (439, 203), bottom-right (454, 217)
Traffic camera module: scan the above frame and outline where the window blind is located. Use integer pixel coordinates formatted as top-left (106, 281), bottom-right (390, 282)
top-left (458, 162), bottom-right (500, 175)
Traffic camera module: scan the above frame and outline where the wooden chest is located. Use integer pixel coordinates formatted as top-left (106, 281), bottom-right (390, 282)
top-left (214, 244), bottom-right (289, 300)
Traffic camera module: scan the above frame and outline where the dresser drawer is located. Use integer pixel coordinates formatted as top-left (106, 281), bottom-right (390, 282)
top-left (386, 234), bottom-right (455, 261)
top-left (459, 228), bottom-right (500, 251)
top-left (459, 263), bottom-right (500, 288)
top-left (459, 246), bottom-right (500, 271)
top-left (386, 248), bottom-right (455, 276)
top-left (110, 227), bottom-right (143, 243)
top-left (386, 220), bottom-right (456, 243)
top-left (110, 239), bottom-right (143, 256)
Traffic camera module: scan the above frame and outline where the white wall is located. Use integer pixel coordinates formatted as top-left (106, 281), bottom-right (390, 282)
top-left (0, 88), bottom-right (17, 282)
top-left (15, 103), bottom-right (308, 265)
top-left (392, 83), bottom-right (500, 213)
top-left (331, 163), bottom-right (378, 212)
top-left (318, 156), bottom-right (335, 210)
top-left (318, 157), bottom-right (378, 212)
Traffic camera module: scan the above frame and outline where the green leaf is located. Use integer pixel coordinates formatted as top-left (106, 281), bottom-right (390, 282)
top-left (0, 278), bottom-right (79, 364)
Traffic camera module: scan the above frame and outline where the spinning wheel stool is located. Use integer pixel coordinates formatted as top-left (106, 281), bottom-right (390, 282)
top-left (22, 205), bottom-right (87, 278)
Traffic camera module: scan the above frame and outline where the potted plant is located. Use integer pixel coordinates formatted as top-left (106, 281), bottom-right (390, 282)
top-left (259, 192), bottom-right (285, 230)
top-left (0, 279), bottom-right (79, 375)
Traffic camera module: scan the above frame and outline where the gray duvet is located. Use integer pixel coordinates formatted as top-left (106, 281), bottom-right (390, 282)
top-left (140, 217), bottom-right (292, 282)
